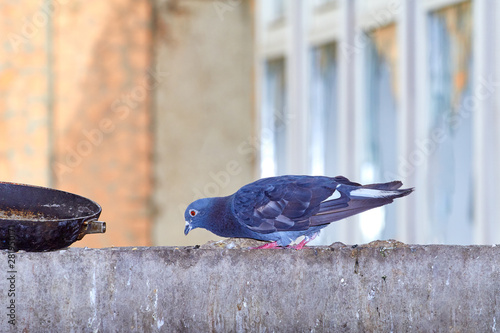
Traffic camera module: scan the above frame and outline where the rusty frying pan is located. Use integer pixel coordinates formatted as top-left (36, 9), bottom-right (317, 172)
top-left (0, 182), bottom-right (106, 252)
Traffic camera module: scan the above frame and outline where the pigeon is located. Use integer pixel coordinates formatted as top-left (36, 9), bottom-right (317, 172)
top-left (184, 175), bottom-right (413, 249)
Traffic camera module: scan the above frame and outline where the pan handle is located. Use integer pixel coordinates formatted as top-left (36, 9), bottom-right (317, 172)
top-left (77, 219), bottom-right (106, 240)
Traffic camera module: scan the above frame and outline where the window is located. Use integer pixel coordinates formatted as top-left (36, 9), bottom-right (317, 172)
top-left (360, 24), bottom-right (399, 241)
top-left (261, 58), bottom-right (287, 177)
top-left (264, 0), bottom-right (285, 25)
top-left (427, 2), bottom-right (473, 244)
top-left (309, 43), bottom-right (338, 176)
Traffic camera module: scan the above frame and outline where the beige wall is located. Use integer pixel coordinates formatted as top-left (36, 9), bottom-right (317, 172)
top-left (153, 0), bottom-right (256, 246)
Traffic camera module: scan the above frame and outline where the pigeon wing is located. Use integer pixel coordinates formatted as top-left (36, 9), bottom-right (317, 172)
top-left (232, 176), bottom-right (336, 234)
top-left (310, 179), bottom-right (412, 225)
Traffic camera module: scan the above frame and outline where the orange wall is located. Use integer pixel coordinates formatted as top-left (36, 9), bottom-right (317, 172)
top-left (0, 0), bottom-right (51, 186)
top-left (1, 0), bottom-right (154, 248)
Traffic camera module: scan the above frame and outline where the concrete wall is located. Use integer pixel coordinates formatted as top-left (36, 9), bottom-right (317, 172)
top-left (1, 240), bottom-right (499, 332)
top-left (153, 0), bottom-right (256, 246)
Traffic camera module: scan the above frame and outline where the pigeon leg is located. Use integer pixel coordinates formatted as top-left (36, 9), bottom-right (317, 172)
top-left (251, 241), bottom-right (281, 249)
top-left (289, 233), bottom-right (319, 250)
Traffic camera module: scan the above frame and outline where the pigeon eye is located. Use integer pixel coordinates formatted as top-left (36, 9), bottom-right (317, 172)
top-left (189, 209), bottom-right (197, 217)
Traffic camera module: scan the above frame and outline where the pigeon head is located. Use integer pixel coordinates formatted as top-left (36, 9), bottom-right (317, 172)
top-left (184, 198), bottom-right (212, 235)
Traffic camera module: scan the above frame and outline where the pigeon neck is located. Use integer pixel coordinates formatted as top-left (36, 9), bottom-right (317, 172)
top-left (205, 196), bottom-right (239, 237)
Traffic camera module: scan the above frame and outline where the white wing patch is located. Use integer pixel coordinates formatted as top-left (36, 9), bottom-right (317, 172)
top-left (350, 188), bottom-right (400, 198)
top-left (323, 190), bottom-right (341, 201)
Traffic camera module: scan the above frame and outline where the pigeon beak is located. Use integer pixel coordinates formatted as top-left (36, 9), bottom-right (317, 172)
top-left (184, 221), bottom-right (192, 235)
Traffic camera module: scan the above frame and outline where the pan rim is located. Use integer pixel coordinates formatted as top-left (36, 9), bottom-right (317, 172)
top-left (0, 181), bottom-right (102, 223)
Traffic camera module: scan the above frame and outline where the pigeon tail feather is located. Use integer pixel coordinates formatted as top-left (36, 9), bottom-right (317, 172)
top-left (311, 181), bottom-right (413, 226)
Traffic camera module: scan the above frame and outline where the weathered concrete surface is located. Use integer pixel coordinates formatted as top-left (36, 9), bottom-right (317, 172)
top-left (1, 240), bottom-right (499, 332)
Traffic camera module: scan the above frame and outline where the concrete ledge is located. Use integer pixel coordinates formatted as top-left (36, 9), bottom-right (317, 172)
top-left (1, 240), bottom-right (499, 332)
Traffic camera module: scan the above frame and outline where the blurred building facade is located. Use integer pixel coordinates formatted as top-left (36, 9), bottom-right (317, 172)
top-left (0, 0), bottom-right (256, 247)
top-left (255, 0), bottom-right (500, 245)
top-left (152, 0), bottom-right (255, 246)
top-left (1, 0), bottom-right (154, 247)
top-left (1, 0), bottom-right (499, 247)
